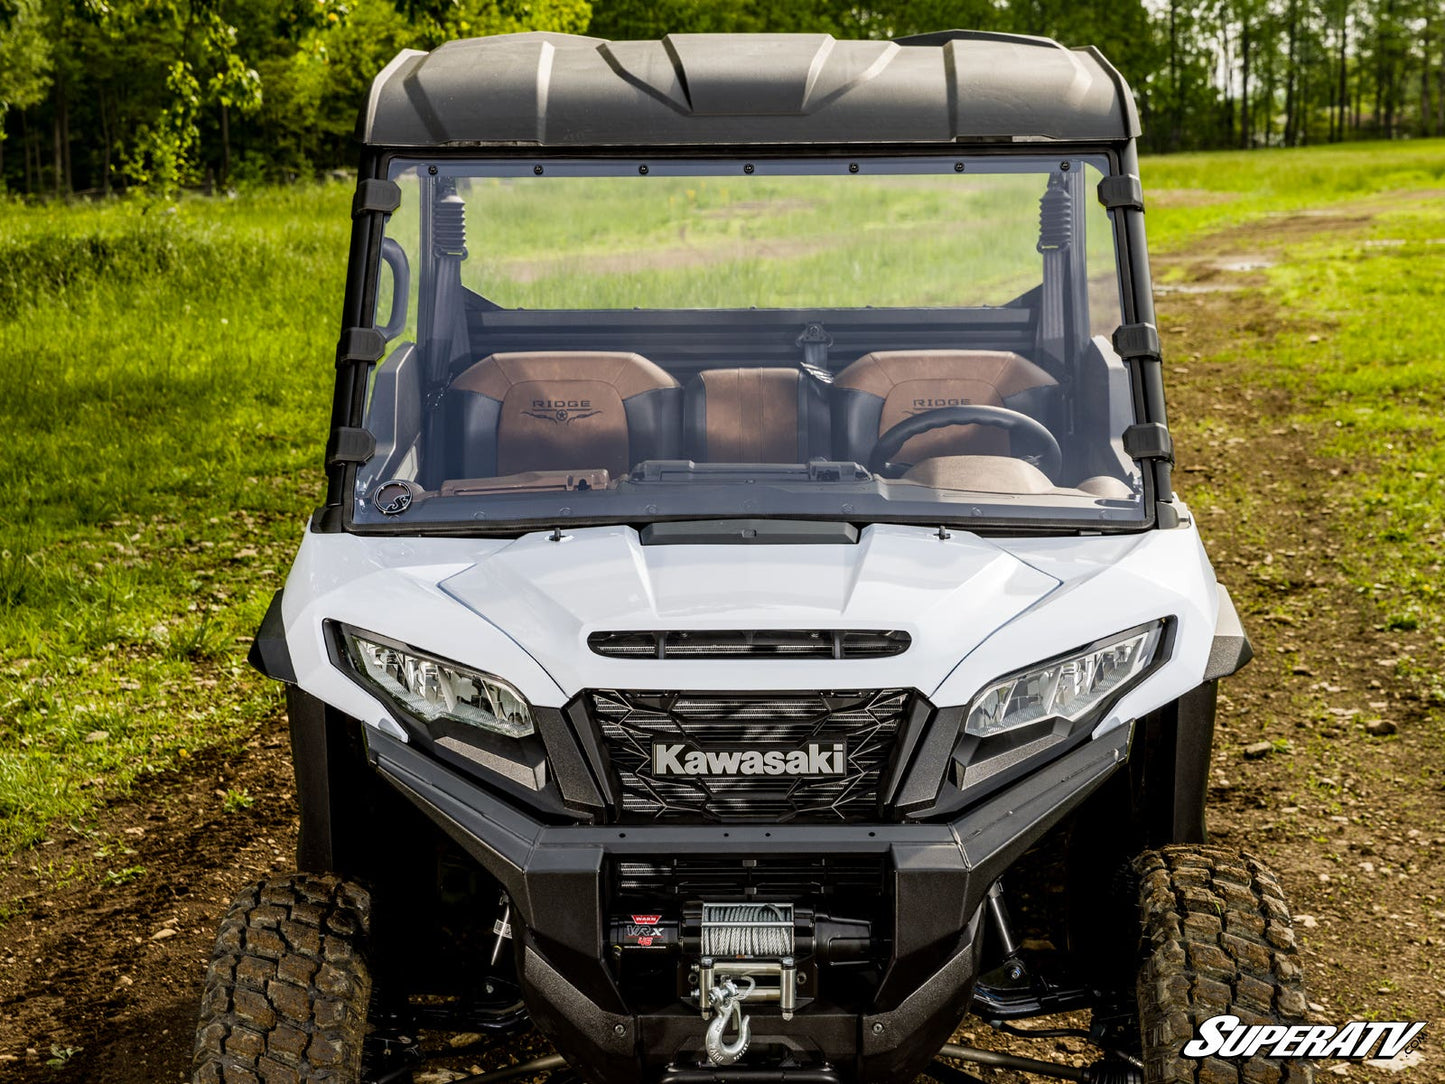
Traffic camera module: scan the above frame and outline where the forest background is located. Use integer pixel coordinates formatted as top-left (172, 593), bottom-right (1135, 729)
top-left (1, 0), bottom-right (1443, 196)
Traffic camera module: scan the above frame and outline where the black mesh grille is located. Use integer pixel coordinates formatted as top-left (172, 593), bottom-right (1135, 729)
top-left (588, 630), bottom-right (909, 660)
top-left (588, 689), bottom-right (910, 823)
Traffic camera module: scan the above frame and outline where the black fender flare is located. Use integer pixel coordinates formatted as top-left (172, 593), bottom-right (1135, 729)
top-left (1203, 582), bottom-right (1253, 681)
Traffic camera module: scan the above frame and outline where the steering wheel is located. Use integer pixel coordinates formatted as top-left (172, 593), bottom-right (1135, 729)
top-left (868, 405), bottom-right (1062, 479)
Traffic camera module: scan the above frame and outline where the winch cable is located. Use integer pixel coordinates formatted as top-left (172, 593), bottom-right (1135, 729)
top-left (701, 903), bottom-right (793, 958)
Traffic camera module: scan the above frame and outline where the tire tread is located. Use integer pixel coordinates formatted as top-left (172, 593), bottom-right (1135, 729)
top-left (193, 874), bottom-right (372, 1084)
top-left (1135, 846), bottom-right (1313, 1084)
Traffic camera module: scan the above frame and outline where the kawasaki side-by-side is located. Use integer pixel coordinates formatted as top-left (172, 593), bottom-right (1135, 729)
top-left (192, 29), bottom-right (1314, 1084)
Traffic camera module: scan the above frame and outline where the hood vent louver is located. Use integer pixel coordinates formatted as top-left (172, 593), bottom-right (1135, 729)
top-left (588, 629), bottom-right (909, 660)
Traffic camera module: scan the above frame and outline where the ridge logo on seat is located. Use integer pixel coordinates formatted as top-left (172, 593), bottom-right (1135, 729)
top-left (524, 399), bottom-right (601, 425)
top-left (652, 741), bottom-right (847, 777)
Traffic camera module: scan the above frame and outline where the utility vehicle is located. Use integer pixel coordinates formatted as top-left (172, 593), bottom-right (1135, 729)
top-left (193, 29), bottom-right (1313, 1084)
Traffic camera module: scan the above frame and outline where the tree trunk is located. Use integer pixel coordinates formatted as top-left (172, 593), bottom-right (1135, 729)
top-left (22, 110), bottom-right (32, 195)
top-left (1241, 20), bottom-right (1252, 148)
top-left (1335, 3), bottom-right (1348, 142)
top-left (52, 101), bottom-right (62, 197)
top-left (1437, 57), bottom-right (1444, 135)
top-left (1284, 0), bottom-right (1299, 145)
top-left (99, 91), bottom-right (112, 196)
top-left (1220, 19), bottom-right (1235, 147)
top-left (1169, 0), bottom-right (1182, 150)
top-left (220, 102), bottom-right (230, 185)
top-left (60, 87), bottom-right (72, 194)
top-left (1420, 21), bottom-right (1432, 136)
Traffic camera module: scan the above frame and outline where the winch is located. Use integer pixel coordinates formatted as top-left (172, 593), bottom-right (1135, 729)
top-left (608, 899), bottom-right (874, 1056)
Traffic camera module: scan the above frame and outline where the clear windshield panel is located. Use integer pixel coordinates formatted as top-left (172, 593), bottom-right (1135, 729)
top-left (356, 157), bottom-right (1144, 532)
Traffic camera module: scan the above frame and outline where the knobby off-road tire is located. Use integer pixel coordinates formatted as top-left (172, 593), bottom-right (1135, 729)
top-left (1135, 847), bottom-right (1313, 1084)
top-left (193, 874), bottom-right (372, 1084)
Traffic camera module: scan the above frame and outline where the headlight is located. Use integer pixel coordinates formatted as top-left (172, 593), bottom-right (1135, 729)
top-left (964, 622), bottom-right (1164, 738)
top-left (341, 628), bottom-right (534, 739)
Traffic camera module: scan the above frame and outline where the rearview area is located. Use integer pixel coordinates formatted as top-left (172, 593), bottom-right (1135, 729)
top-left (355, 157), bottom-right (1146, 532)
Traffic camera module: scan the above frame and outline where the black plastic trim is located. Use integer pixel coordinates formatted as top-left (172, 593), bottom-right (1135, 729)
top-left (1111, 322), bottom-right (1161, 361)
top-left (247, 589), bottom-right (296, 683)
top-left (1204, 582), bottom-right (1254, 680)
top-left (335, 326), bottom-right (387, 367)
top-left (1171, 681), bottom-right (1218, 844)
top-left (639, 519), bottom-right (860, 545)
top-left (352, 177), bottom-right (402, 218)
top-left (324, 426), bottom-right (377, 468)
top-left (1096, 173), bottom-right (1144, 211)
top-left (1122, 422), bottom-right (1174, 463)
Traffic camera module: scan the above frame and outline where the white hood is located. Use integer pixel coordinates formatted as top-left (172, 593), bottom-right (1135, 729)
top-left (283, 518), bottom-right (1218, 724)
top-left (436, 523), bottom-right (1059, 695)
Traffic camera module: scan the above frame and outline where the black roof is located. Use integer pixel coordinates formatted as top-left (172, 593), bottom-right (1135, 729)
top-left (361, 30), bottom-right (1139, 149)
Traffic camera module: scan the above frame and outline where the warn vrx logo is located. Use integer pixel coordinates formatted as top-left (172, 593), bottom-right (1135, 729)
top-left (652, 741), bottom-right (846, 777)
top-left (1184, 1014), bottom-right (1426, 1061)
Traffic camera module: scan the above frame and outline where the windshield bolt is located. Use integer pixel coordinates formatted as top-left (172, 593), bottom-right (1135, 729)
top-left (428, 164), bottom-right (438, 175)
top-left (744, 163), bottom-right (754, 174)
top-left (954, 161), bottom-right (965, 172)
top-left (638, 164), bottom-right (649, 175)
top-left (1059, 160), bottom-right (1071, 171)
top-left (848, 162), bottom-right (859, 173)
top-left (533, 165), bottom-right (543, 175)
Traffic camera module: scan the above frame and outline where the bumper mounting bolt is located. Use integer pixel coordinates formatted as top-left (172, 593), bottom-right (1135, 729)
top-left (614, 1024), bottom-right (626, 1036)
top-left (872, 1023), bottom-right (885, 1034)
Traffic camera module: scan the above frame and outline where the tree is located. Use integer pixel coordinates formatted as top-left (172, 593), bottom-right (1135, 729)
top-left (0, 0), bottom-right (53, 190)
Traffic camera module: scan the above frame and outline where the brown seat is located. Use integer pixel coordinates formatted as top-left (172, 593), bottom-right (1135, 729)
top-left (444, 351), bottom-right (681, 479)
top-left (831, 350), bottom-right (1057, 467)
top-left (684, 368), bottom-right (830, 463)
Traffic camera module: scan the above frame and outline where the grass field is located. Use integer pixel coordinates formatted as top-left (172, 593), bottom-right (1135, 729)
top-left (1, 139), bottom-right (1443, 859)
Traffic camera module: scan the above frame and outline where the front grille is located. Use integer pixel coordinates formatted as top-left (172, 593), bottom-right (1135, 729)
top-left (613, 854), bottom-right (889, 903)
top-left (588, 689), bottom-right (910, 822)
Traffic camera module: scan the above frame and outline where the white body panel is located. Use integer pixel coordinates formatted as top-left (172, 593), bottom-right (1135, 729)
top-left (283, 513), bottom-right (1220, 738)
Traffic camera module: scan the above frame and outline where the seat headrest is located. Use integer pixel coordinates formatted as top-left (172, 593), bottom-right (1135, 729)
top-left (454, 351), bottom-right (679, 398)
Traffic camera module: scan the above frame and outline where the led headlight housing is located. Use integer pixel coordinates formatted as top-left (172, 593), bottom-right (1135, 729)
top-left (341, 627), bottom-right (534, 739)
top-left (964, 622), bottom-right (1165, 738)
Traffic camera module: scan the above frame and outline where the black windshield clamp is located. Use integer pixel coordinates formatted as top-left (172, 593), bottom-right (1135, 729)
top-left (1112, 322), bottom-right (1160, 361)
top-left (1097, 174), bottom-right (1144, 213)
top-left (1123, 422), bottom-right (1173, 464)
top-left (352, 178), bottom-right (402, 219)
top-left (325, 426), bottom-right (376, 469)
top-left (336, 326), bottom-right (387, 368)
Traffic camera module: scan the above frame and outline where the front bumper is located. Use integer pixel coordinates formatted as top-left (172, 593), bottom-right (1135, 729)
top-left (365, 722), bottom-right (1131, 1083)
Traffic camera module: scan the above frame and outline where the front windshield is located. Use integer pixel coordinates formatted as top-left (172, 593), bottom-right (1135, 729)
top-left (355, 156), bottom-right (1144, 532)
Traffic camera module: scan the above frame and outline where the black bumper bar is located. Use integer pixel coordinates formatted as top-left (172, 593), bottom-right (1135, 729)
top-left (365, 722), bottom-right (1130, 1083)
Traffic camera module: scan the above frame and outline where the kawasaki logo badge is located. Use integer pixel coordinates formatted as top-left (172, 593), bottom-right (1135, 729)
top-left (652, 742), bottom-right (846, 777)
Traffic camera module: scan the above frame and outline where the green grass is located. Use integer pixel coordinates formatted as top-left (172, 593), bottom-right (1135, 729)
top-left (1, 141), bottom-right (1443, 857)
top-left (1139, 137), bottom-right (1445, 247)
top-left (1219, 197), bottom-right (1445, 660)
top-left (0, 184), bottom-right (348, 850)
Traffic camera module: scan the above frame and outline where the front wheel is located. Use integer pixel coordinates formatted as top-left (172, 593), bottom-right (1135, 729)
top-left (1135, 846), bottom-right (1313, 1084)
top-left (193, 873), bottom-right (372, 1084)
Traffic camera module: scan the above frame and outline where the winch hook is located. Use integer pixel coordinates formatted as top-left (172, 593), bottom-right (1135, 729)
top-left (704, 977), bottom-right (755, 1066)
